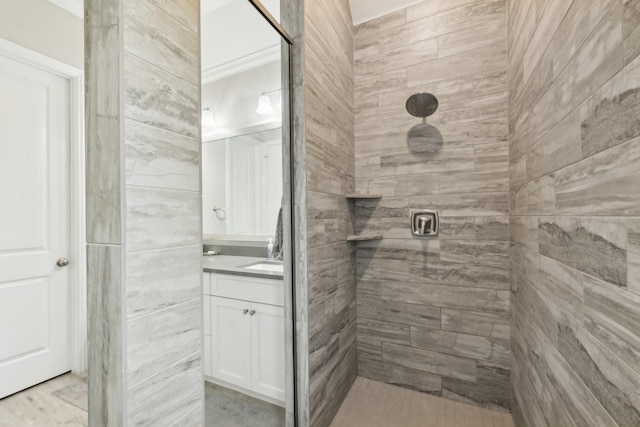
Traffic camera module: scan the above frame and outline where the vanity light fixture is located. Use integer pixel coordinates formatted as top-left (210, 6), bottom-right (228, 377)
top-left (256, 89), bottom-right (282, 115)
top-left (202, 108), bottom-right (216, 129)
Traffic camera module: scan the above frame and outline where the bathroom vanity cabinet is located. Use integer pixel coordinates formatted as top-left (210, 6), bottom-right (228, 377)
top-left (203, 271), bottom-right (285, 403)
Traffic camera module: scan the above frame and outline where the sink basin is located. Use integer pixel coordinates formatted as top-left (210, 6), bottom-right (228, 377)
top-left (242, 261), bottom-right (284, 273)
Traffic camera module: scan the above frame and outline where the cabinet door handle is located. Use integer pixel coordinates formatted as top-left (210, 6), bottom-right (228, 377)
top-left (243, 309), bottom-right (249, 315)
top-left (249, 310), bottom-right (256, 316)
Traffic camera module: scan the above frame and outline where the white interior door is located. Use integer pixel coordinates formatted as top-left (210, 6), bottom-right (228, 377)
top-left (0, 52), bottom-right (71, 399)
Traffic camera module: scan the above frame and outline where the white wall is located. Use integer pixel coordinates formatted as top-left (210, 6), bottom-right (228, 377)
top-left (201, 0), bottom-right (280, 74)
top-left (0, 0), bottom-right (83, 69)
top-left (202, 60), bottom-right (282, 137)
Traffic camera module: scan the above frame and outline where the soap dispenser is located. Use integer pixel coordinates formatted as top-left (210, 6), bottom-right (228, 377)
top-left (267, 238), bottom-right (274, 260)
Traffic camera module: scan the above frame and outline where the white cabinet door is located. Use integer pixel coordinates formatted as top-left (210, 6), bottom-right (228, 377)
top-left (0, 50), bottom-right (72, 399)
top-left (210, 297), bottom-right (251, 389)
top-left (204, 335), bottom-right (212, 377)
top-left (250, 302), bottom-right (285, 401)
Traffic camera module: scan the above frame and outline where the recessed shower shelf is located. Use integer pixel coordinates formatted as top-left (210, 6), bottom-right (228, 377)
top-left (346, 194), bottom-right (382, 200)
top-left (347, 234), bottom-right (383, 242)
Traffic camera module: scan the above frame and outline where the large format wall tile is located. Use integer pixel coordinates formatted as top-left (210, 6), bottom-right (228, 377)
top-left (508, 0), bottom-right (640, 425)
top-left (86, 0), bottom-right (203, 423)
top-left (354, 1), bottom-right (509, 412)
top-left (305, 1), bottom-right (357, 426)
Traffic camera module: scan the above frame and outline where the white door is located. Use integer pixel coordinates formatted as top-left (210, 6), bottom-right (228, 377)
top-left (250, 302), bottom-right (285, 401)
top-left (211, 296), bottom-right (251, 389)
top-left (0, 52), bottom-right (71, 399)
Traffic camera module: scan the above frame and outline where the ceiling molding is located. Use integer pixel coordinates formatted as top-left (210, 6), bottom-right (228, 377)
top-left (48, 0), bottom-right (82, 18)
top-left (202, 44), bottom-right (280, 85)
top-left (349, 0), bottom-right (423, 25)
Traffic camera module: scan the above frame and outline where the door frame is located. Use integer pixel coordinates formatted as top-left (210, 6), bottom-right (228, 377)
top-left (0, 38), bottom-right (87, 373)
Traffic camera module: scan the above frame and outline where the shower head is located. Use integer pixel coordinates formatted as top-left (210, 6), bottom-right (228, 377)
top-left (406, 93), bottom-right (438, 118)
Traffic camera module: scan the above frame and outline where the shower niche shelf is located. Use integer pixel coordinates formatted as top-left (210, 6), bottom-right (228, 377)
top-left (346, 193), bottom-right (382, 200)
top-left (347, 234), bottom-right (383, 242)
top-left (346, 193), bottom-right (384, 243)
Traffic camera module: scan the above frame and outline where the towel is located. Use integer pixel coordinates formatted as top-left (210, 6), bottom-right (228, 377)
top-left (273, 207), bottom-right (284, 260)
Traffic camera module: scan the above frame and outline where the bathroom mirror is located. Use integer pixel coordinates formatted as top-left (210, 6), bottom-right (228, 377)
top-left (202, 0), bottom-right (283, 243)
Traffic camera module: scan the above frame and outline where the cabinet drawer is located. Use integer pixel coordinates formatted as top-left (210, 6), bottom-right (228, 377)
top-left (211, 273), bottom-right (284, 306)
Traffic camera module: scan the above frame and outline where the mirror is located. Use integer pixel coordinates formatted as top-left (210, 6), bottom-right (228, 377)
top-left (202, 0), bottom-right (283, 242)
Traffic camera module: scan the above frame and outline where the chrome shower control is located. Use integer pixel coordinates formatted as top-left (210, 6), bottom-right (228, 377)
top-left (411, 210), bottom-right (439, 236)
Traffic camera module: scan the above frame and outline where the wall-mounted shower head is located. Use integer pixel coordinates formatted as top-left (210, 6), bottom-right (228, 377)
top-left (406, 93), bottom-right (438, 118)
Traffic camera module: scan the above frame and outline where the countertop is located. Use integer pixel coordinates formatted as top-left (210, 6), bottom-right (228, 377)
top-left (202, 255), bottom-right (284, 280)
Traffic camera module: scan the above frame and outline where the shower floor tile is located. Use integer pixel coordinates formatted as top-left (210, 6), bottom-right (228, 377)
top-left (330, 377), bottom-right (515, 427)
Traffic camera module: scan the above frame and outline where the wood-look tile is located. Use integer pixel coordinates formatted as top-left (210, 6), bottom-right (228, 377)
top-left (127, 352), bottom-right (202, 427)
top-left (357, 292), bottom-right (441, 329)
top-left (127, 298), bottom-right (201, 387)
top-left (124, 0), bottom-right (198, 85)
top-left (584, 275), bottom-right (640, 375)
top-left (510, 216), bottom-right (538, 251)
top-left (409, 192), bottom-right (508, 217)
top-left (411, 327), bottom-right (510, 365)
top-left (357, 318), bottom-right (411, 346)
top-left (522, 0), bottom-right (573, 82)
top-left (147, 0), bottom-right (198, 33)
top-left (408, 42), bottom-right (507, 87)
top-left (538, 216), bottom-right (627, 287)
top-left (124, 53), bottom-right (199, 139)
top-left (441, 308), bottom-right (510, 340)
top-left (629, 220), bottom-right (640, 296)
top-left (439, 240), bottom-right (509, 269)
top-left (406, 0), bottom-right (479, 22)
top-left (126, 245), bottom-right (201, 319)
top-left (513, 174), bottom-right (555, 215)
top-left (87, 245), bottom-right (123, 427)
top-left (356, 173), bottom-right (440, 197)
top-left (85, 15), bottom-right (122, 245)
top-left (442, 377), bottom-right (510, 412)
top-left (532, 255), bottom-right (584, 322)
top-left (557, 323), bottom-right (640, 427)
top-left (382, 343), bottom-right (477, 382)
top-left (125, 186), bottom-right (200, 252)
top-left (525, 109), bottom-right (581, 182)
top-left (580, 55), bottom-right (640, 158)
top-left (556, 136), bottom-right (640, 216)
top-left (624, 0), bottom-right (640, 64)
top-left (124, 119), bottom-right (199, 191)
top-left (409, 259), bottom-right (510, 290)
top-left (533, 3), bottom-right (623, 142)
top-left (436, 5), bottom-right (506, 59)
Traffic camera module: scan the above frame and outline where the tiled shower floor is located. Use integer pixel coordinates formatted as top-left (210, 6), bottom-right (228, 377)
top-left (330, 377), bottom-right (515, 427)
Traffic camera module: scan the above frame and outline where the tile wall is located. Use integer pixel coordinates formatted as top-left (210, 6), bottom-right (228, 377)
top-left (508, 0), bottom-right (640, 426)
top-left (353, 0), bottom-right (511, 412)
top-left (303, 1), bottom-right (358, 426)
top-left (85, 0), bottom-right (203, 425)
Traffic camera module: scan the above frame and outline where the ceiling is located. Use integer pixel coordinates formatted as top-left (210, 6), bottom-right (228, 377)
top-left (48, 0), bottom-right (247, 19)
top-left (51, 0), bottom-right (421, 28)
top-left (348, 0), bottom-right (423, 25)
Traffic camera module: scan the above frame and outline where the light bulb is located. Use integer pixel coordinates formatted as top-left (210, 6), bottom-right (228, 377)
top-left (256, 95), bottom-right (274, 115)
top-left (202, 108), bottom-right (216, 129)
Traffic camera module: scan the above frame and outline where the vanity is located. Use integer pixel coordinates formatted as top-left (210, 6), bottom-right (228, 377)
top-left (202, 255), bottom-right (285, 405)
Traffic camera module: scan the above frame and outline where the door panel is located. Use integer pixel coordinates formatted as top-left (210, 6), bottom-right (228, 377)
top-left (0, 52), bottom-right (71, 399)
top-left (210, 296), bottom-right (251, 389)
top-left (250, 302), bottom-right (285, 401)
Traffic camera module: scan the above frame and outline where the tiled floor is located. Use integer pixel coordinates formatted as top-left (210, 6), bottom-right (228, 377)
top-left (330, 377), bottom-right (515, 427)
top-left (0, 373), bottom-right (88, 427)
